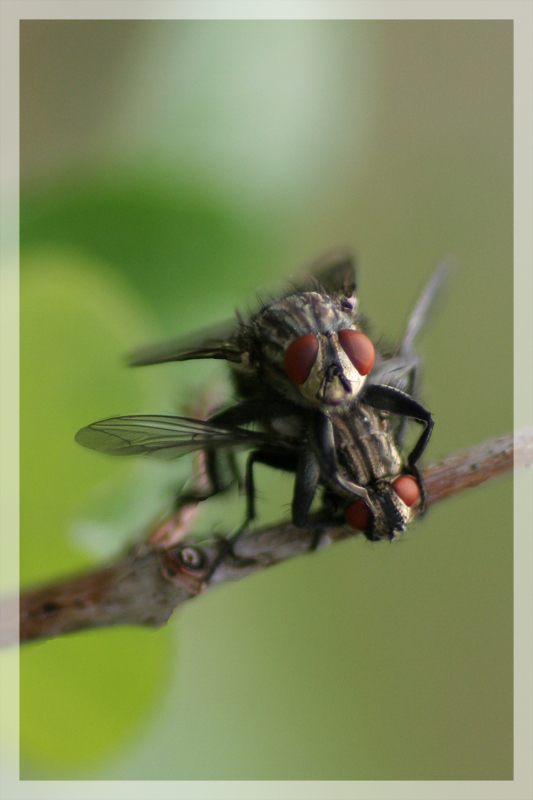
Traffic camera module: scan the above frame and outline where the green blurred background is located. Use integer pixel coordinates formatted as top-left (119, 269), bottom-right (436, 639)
top-left (17, 20), bottom-right (512, 779)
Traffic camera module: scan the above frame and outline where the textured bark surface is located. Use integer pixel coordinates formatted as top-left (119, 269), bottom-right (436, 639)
top-left (2, 428), bottom-right (529, 648)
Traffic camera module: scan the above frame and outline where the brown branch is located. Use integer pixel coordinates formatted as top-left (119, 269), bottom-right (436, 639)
top-left (2, 428), bottom-right (529, 648)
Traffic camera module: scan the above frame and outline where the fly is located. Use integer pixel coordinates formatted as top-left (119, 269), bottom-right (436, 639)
top-left (127, 252), bottom-right (438, 502)
top-left (75, 261), bottom-right (448, 540)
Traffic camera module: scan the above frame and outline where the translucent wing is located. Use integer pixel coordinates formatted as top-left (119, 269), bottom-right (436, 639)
top-left (75, 415), bottom-right (287, 460)
top-left (400, 260), bottom-right (451, 354)
top-left (369, 260), bottom-right (451, 394)
top-left (128, 319), bottom-right (243, 367)
top-left (310, 249), bottom-right (357, 298)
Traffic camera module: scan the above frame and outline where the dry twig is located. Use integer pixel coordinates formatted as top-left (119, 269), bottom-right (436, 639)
top-left (2, 428), bottom-right (530, 648)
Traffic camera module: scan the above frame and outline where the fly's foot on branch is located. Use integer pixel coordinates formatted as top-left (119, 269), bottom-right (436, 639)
top-left (404, 464), bottom-right (427, 517)
top-left (204, 530), bottom-right (258, 581)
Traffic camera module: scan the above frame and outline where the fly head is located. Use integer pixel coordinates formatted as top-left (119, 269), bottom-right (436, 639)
top-left (344, 473), bottom-right (421, 541)
top-left (251, 290), bottom-right (375, 411)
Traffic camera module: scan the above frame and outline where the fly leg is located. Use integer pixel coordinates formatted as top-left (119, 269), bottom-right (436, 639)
top-left (177, 394), bottom-right (299, 512)
top-left (291, 445), bottom-right (321, 528)
top-left (362, 384), bottom-right (434, 466)
top-left (362, 384), bottom-right (432, 520)
top-left (309, 413), bottom-right (380, 547)
top-left (391, 366), bottom-right (417, 447)
top-left (313, 413), bottom-right (377, 510)
top-left (243, 449), bottom-right (299, 526)
top-left (209, 442), bottom-right (325, 574)
top-left (173, 447), bottom-right (239, 510)
top-left (403, 462), bottom-right (428, 517)
top-left (205, 448), bottom-right (298, 579)
top-left (244, 446), bottom-right (328, 550)
top-left (291, 444), bottom-right (335, 551)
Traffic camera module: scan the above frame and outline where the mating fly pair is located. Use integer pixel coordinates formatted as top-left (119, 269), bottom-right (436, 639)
top-left (76, 253), bottom-right (446, 542)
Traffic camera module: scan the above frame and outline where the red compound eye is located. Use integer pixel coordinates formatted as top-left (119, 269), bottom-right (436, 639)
top-left (392, 475), bottom-right (420, 507)
top-left (345, 500), bottom-right (371, 531)
top-left (283, 334), bottom-right (319, 385)
top-left (337, 330), bottom-right (375, 375)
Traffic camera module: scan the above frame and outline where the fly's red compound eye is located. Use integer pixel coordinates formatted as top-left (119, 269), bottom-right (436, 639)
top-left (345, 500), bottom-right (371, 531)
top-left (337, 330), bottom-right (375, 375)
top-left (283, 334), bottom-right (319, 385)
top-left (392, 475), bottom-right (420, 507)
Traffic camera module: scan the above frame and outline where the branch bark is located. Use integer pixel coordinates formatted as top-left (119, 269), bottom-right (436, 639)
top-left (2, 428), bottom-right (530, 648)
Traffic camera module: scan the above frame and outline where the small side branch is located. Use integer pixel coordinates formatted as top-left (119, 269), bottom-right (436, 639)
top-left (2, 429), bottom-right (529, 648)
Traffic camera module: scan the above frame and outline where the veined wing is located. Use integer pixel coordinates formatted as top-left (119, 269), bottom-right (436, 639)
top-left (128, 318), bottom-right (243, 367)
top-left (75, 415), bottom-right (289, 460)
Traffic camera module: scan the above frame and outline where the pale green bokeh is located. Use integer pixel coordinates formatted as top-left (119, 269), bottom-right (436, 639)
top-left (20, 252), bottom-right (175, 769)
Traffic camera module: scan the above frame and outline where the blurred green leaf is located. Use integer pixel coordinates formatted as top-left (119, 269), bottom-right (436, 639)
top-left (21, 172), bottom-right (278, 332)
top-left (20, 626), bottom-right (174, 773)
top-left (20, 249), bottom-right (174, 769)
